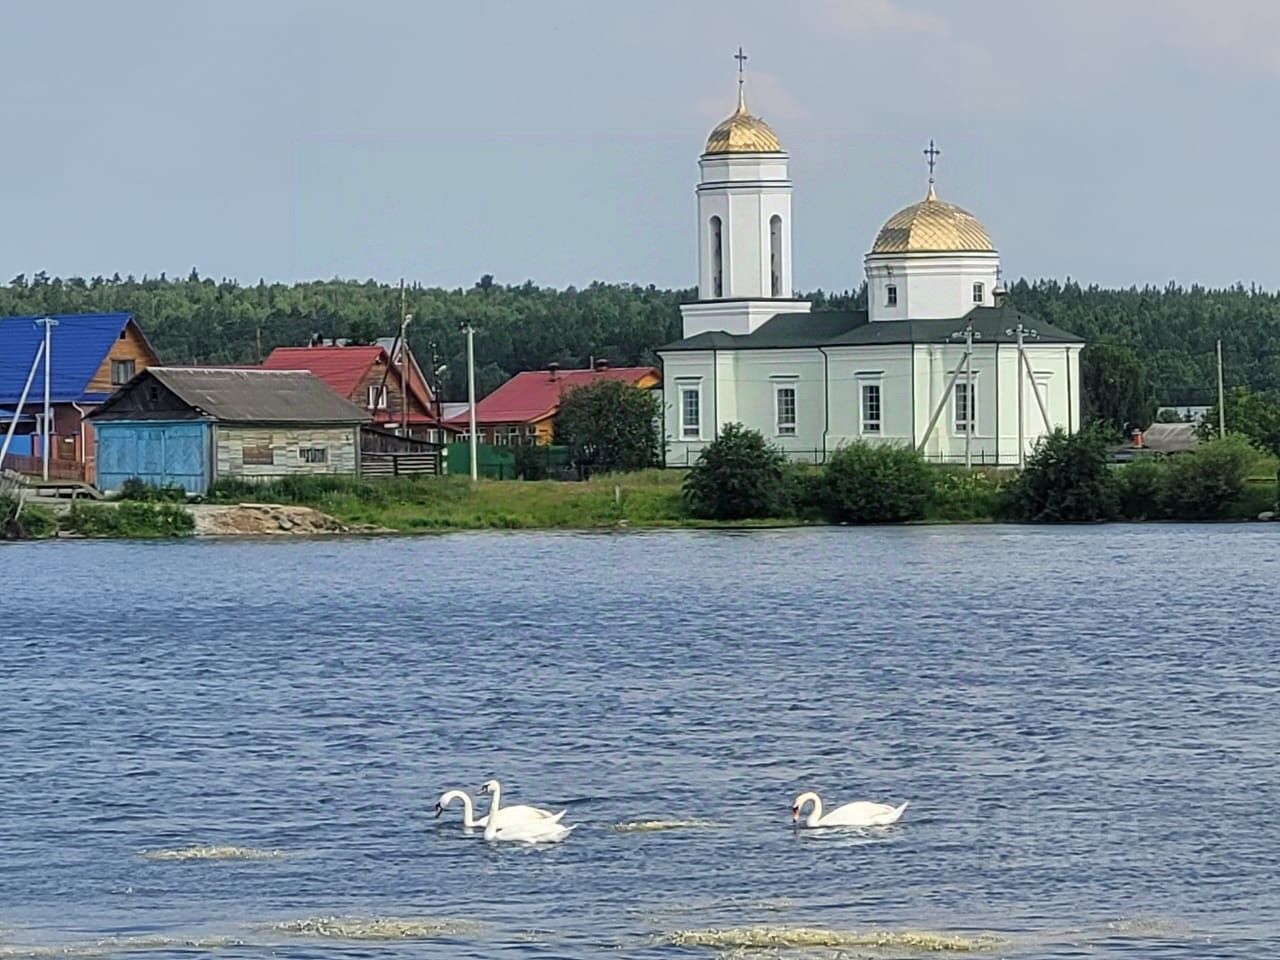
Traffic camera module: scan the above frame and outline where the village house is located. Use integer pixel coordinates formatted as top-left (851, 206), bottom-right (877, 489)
top-left (445, 362), bottom-right (660, 445)
top-left (261, 340), bottom-right (449, 441)
top-left (87, 367), bottom-right (371, 494)
top-left (0, 312), bottom-right (159, 482)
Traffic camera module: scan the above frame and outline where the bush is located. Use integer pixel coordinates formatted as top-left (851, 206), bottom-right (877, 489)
top-left (1000, 425), bottom-right (1118, 522)
top-left (1, 495), bottom-right (57, 540)
top-left (1160, 435), bottom-right (1258, 520)
top-left (64, 502), bottom-right (195, 538)
top-left (822, 441), bottom-right (933, 524)
top-left (512, 444), bottom-right (549, 481)
top-left (927, 468), bottom-right (1003, 522)
top-left (117, 477), bottom-right (187, 502)
top-left (683, 424), bottom-right (789, 520)
top-left (555, 379), bottom-right (663, 475)
top-left (1116, 457), bottom-right (1168, 520)
top-left (783, 463), bottom-right (825, 519)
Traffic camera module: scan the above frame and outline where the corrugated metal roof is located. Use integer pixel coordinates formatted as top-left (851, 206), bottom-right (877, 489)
top-left (660, 306), bottom-right (1083, 352)
top-left (91, 367), bottom-right (371, 424)
top-left (443, 366), bottom-right (659, 426)
top-left (0, 312), bottom-right (141, 403)
top-left (261, 345), bottom-right (385, 397)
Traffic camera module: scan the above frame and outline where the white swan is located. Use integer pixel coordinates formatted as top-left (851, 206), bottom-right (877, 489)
top-left (434, 789), bottom-right (487, 828)
top-left (484, 811), bottom-right (575, 844)
top-left (479, 779), bottom-right (562, 828)
top-left (791, 791), bottom-right (908, 828)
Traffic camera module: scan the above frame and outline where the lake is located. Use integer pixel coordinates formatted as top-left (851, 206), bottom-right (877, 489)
top-left (1, 525), bottom-right (1277, 958)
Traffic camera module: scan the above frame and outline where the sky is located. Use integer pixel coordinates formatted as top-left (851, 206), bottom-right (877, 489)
top-left (4, 0), bottom-right (1279, 292)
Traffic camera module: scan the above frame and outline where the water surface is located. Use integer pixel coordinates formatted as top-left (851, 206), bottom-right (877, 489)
top-left (1, 526), bottom-right (1276, 957)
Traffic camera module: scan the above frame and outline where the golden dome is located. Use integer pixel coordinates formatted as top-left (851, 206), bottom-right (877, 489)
top-left (704, 87), bottom-right (782, 155)
top-left (871, 184), bottom-right (995, 254)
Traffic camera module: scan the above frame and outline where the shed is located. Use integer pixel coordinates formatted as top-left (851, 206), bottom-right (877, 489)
top-left (86, 367), bottom-right (370, 493)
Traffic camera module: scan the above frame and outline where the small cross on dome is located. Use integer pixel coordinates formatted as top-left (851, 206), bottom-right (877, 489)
top-left (923, 139), bottom-right (941, 184)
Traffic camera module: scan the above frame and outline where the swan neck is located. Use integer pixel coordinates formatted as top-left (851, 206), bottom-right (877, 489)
top-left (808, 794), bottom-right (823, 827)
top-left (460, 792), bottom-right (477, 827)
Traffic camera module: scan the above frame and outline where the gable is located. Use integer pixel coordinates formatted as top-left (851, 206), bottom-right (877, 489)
top-left (0, 312), bottom-right (139, 404)
top-left (88, 371), bottom-right (204, 421)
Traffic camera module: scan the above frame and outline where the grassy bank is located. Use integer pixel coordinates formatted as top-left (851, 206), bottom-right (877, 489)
top-left (208, 471), bottom-right (706, 531)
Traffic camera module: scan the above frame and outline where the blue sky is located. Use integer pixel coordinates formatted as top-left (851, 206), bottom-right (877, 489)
top-left (4, 0), bottom-right (1278, 291)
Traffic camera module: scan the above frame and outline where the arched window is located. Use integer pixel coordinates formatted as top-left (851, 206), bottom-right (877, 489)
top-left (769, 215), bottom-right (783, 297)
top-left (710, 216), bottom-right (723, 298)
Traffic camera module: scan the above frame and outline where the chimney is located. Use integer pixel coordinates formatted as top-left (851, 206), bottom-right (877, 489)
top-left (1132, 428), bottom-right (1144, 448)
top-left (547, 361), bottom-right (560, 381)
top-left (594, 357), bottom-right (609, 371)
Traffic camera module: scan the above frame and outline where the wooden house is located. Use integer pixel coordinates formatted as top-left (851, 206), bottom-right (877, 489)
top-left (262, 342), bottom-right (451, 441)
top-left (86, 367), bottom-right (371, 494)
top-left (0, 312), bottom-right (159, 482)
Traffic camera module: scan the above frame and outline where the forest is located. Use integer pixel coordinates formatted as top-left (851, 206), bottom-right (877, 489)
top-left (2, 271), bottom-right (1278, 405)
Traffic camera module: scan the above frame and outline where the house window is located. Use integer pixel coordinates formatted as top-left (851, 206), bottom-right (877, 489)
top-left (769, 215), bottom-right (783, 297)
top-left (299, 447), bottom-right (328, 464)
top-left (710, 216), bottom-right (723, 298)
top-left (507, 426), bottom-right (522, 445)
top-left (973, 282), bottom-right (984, 304)
top-left (679, 385), bottom-right (701, 439)
top-left (242, 443), bottom-right (275, 465)
top-left (955, 382), bottom-right (975, 432)
top-left (886, 285), bottom-right (897, 307)
top-left (111, 359), bottom-right (136, 385)
top-left (367, 384), bottom-right (388, 409)
top-left (861, 383), bottom-right (882, 434)
top-left (774, 384), bottom-right (796, 436)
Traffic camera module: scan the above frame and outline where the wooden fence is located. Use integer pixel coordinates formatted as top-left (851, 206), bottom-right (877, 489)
top-left (360, 451), bottom-right (442, 478)
top-left (0, 453), bottom-right (86, 481)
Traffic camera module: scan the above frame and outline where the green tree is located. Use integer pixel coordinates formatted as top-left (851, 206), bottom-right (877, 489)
top-left (1000, 425), bottom-right (1118, 522)
top-left (821, 441), bottom-right (933, 523)
top-left (554, 379), bottom-right (662, 475)
top-left (1197, 387), bottom-right (1280, 456)
top-left (683, 423), bottom-right (789, 520)
top-left (1080, 342), bottom-right (1155, 435)
top-left (1160, 435), bottom-right (1258, 520)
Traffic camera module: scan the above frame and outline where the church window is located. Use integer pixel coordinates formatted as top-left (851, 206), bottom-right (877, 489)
top-left (955, 382), bottom-right (975, 432)
top-left (680, 385), bottom-right (701, 439)
top-left (886, 285), bottom-right (898, 307)
top-left (769, 215), bottom-right (783, 297)
top-left (710, 216), bottom-right (724, 297)
top-left (774, 384), bottom-right (796, 436)
top-left (861, 384), bottom-right (881, 434)
top-left (973, 282), bottom-right (984, 303)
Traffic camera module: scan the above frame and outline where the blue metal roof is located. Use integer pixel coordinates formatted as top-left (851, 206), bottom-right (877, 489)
top-left (0, 312), bottom-right (135, 404)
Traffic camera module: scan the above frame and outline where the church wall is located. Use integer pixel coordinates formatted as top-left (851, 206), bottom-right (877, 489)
top-left (865, 254), bottom-right (1000, 322)
top-left (728, 348), bottom-right (825, 461)
top-left (825, 345), bottom-right (917, 451)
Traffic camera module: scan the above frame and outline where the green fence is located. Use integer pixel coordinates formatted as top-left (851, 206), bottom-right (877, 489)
top-left (444, 442), bottom-right (575, 480)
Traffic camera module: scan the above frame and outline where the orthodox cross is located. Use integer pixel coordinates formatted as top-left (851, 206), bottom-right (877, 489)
top-left (923, 139), bottom-right (941, 183)
top-left (734, 46), bottom-right (748, 87)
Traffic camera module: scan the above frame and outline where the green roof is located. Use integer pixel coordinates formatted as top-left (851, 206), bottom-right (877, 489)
top-left (659, 305), bottom-right (1084, 352)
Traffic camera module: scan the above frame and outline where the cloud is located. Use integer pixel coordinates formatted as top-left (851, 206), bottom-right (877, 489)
top-left (809, 0), bottom-right (946, 35)
top-left (1153, 0), bottom-right (1280, 77)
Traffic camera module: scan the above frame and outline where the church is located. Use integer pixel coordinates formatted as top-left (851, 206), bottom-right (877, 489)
top-left (658, 58), bottom-right (1084, 467)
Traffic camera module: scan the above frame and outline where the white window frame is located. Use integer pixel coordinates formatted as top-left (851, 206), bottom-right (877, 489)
top-left (773, 380), bottom-right (797, 437)
top-left (885, 284), bottom-right (898, 307)
top-left (954, 379), bottom-right (977, 433)
top-left (859, 379), bottom-right (883, 435)
top-left (973, 282), bottom-right (984, 304)
top-left (678, 382), bottom-right (702, 440)
top-left (367, 384), bottom-right (388, 410)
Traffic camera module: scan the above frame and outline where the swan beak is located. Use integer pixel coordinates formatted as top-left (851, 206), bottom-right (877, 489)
top-left (433, 804), bottom-right (443, 818)
top-left (791, 808), bottom-right (799, 824)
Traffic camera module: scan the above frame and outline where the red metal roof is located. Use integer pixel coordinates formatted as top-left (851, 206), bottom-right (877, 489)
top-left (262, 345), bottom-right (385, 397)
top-left (445, 366), bottom-right (659, 426)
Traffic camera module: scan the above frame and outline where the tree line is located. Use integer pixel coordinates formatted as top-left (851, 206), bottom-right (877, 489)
top-left (3, 272), bottom-right (1279, 405)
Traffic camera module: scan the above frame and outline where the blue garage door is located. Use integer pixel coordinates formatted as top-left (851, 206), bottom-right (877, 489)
top-left (97, 421), bottom-right (210, 493)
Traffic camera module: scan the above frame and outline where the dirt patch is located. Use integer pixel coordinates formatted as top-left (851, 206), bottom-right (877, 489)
top-left (189, 502), bottom-right (381, 536)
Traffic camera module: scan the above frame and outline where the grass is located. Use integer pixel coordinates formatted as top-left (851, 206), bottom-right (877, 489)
top-left (208, 470), bottom-right (706, 531)
top-left (63, 502), bottom-right (195, 538)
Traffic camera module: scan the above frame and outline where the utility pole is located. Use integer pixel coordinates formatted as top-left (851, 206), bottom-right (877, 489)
top-left (1, 340), bottom-right (45, 464)
top-left (39, 317), bottom-right (58, 482)
top-left (1216, 338), bottom-right (1225, 439)
top-left (964, 323), bottom-right (975, 468)
top-left (464, 321), bottom-right (478, 481)
top-left (1013, 323), bottom-right (1025, 469)
top-left (399, 279), bottom-right (411, 436)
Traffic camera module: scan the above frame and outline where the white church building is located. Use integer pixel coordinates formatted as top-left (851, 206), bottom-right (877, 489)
top-left (659, 64), bottom-right (1084, 467)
